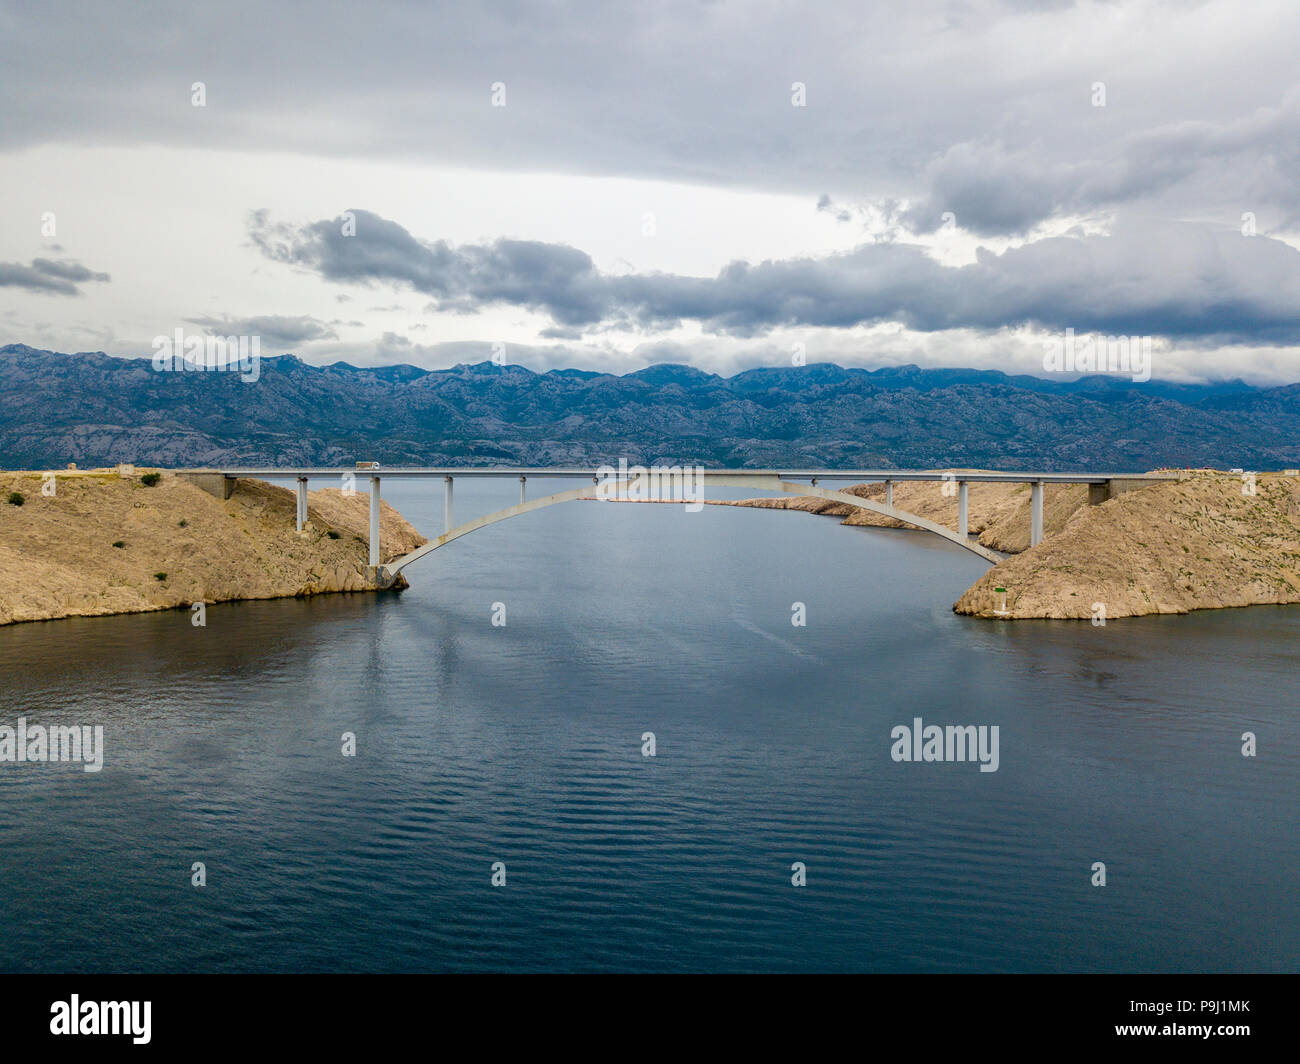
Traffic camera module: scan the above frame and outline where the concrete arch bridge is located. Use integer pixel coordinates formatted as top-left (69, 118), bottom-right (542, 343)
top-left (194, 467), bottom-right (1174, 582)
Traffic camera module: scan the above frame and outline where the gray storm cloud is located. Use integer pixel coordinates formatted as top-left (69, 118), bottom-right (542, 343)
top-left (251, 209), bottom-right (1300, 343)
top-left (5, 1), bottom-right (1300, 237)
top-left (901, 87), bottom-right (1300, 236)
top-left (0, 258), bottom-right (110, 295)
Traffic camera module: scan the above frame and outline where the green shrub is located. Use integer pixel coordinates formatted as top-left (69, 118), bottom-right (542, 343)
top-left (153, 572), bottom-right (167, 581)
top-left (178, 519), bottom-right (188, 527)
top-left (327, 530), bottom-right (340, 539)
top-left (141, 472), bottom-right (161, 486)
top-left (6, 491), bottom-right (23, 506)
top-left (112, 540), bottom-right (126, 548)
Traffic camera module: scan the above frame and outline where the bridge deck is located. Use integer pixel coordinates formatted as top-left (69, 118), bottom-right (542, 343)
top-left (217, 467), bottom-right (1180, 484)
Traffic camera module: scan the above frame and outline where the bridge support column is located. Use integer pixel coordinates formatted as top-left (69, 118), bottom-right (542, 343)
top-left (295, 476), bottom-right (307, 531)
top-left (1088, 482), bottom-right (1108, 505)
top-left (369, 476), bottom-right (381, 567)
top-left (885, 480), bottom-right (894, 508)
top-left (958, 481), bottom-right (968, 539)
top-left (444, 476), bottom-right (454, 534)
top-left (519, 475), bottom-right (526, 505)
top-left (1030, 481), bottom-right (1044, 547)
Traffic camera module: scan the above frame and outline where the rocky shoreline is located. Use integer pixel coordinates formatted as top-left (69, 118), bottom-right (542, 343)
top-left (715, 471), bottom-right (1300, 620)
top-left (7, 466), bottom-right (1296, 625)
top-left (0, 470), bottom-right (425, 626)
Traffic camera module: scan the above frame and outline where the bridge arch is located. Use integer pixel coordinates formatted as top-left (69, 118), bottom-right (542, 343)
top-left (380, 474), bottom-right (1001, 583)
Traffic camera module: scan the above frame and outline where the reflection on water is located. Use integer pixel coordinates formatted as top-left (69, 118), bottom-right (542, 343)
top-left (0, 479), bottom-right (1296, 972)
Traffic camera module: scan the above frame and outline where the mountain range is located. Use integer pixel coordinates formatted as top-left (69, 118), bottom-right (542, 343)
top-left (2, 343), bottom-right (1297, 471)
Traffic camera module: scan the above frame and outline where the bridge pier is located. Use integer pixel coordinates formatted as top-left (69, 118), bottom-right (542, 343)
top-left (1030, 482), bottom-right (1044, 547)
top-left (958, 481), bottom-right (968, 539)
top-left (519, 475), bottom-right (526, 505)
top-left (369, 476), bottom-right (381, 567)
top-left (295, 476), bottom-right (308, 531)
top-left (444, 476), bottom-right (454, 534)
top-left (885, 480), bottom-right (894, 508)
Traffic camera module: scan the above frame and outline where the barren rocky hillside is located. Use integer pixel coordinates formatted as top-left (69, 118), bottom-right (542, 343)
top-left (4, 343), bottom-right (1300, 470)
top-left (720, 471), bottom-right (1300, 619)
top-left (955, 473), bottom-right (1300, 619)
top-left (0, 470), bottom-right (425, 626)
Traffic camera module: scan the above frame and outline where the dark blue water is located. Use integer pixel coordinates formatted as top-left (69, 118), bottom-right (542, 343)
top-left (0, 478), bottom-right (1296, 972)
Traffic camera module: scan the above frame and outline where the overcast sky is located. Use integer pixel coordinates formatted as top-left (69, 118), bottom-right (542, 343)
top-left (3, 0), bottom-right (1300, 382)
